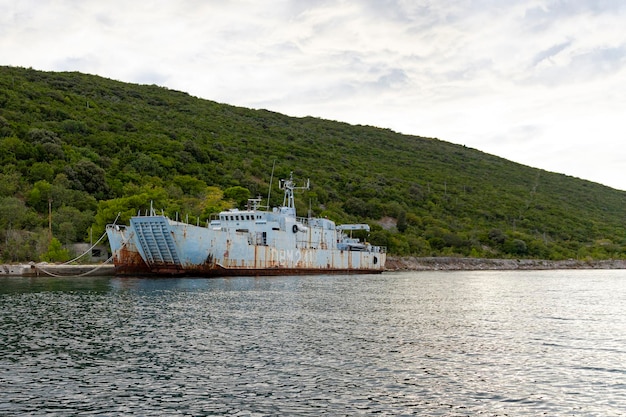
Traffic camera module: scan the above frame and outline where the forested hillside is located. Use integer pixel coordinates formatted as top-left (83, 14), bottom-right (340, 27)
top-left (1, 66), bottom-right (625, 262)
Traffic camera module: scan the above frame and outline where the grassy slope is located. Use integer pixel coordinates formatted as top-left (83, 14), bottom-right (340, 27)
top-left (1, 66), bottom-right (625, 260)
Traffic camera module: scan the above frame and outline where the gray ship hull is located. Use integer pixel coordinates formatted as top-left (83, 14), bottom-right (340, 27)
top-left (106, 175), bottom-right (386, 277)
top-left (107, 215), bottom-right (385, 277)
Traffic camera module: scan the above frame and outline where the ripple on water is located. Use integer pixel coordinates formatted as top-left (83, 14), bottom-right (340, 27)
top-left (1, 271), bottom-right (625, 416)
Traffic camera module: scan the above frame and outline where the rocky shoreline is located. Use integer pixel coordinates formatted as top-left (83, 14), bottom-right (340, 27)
top-left (385, 256), bottom-right (626, 271)
top-left (2, 257), bottom-right (624, 277)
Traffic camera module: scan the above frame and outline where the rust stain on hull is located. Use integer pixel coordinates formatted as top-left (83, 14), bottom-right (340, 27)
top-left (113, 261), bottom-right (383, 277)
top-left (114, 246), bottom-right (152, 275)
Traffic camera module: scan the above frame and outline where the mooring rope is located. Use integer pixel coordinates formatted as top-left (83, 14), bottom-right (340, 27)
top-left (33, 213), bottom-right (140, 278)
top-left (59, 231), bottom-right (109, 265)
top-left (34, 213), bottom-right (126, 277)
top-left (34, 254), bottom-right (115, 278)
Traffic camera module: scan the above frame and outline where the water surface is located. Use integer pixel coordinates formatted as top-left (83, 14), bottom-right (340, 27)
top-left (1, 270), bottom-right (625, 415)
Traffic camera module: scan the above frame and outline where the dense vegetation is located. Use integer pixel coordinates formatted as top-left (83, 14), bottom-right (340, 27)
top-left (1, 66), bottom-right (625, 262)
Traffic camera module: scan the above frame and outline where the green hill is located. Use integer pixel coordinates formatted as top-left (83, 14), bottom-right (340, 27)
top-left (1, 65), bottom-right (625, 262)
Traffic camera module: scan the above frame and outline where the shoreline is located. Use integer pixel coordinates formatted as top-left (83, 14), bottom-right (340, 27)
top-left (385, 256), bottom-right (626, 271)
top-left (2, 257), bottom-right (625, 277)
top-left (1, 263), bottom-right (115, 277)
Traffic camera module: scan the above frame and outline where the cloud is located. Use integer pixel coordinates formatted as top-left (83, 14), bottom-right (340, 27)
top-left (570, 45), bottom-right (626, 75)
top-left (2, 0), bottom-right (626, 189)
top-left (531, 41), bottom-right (573, 67)
top-left (375, 68), bottom-right (409, 89)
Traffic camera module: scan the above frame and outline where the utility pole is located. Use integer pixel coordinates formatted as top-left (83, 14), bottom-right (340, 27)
top-left (48, 198), bottom-right (53, 242)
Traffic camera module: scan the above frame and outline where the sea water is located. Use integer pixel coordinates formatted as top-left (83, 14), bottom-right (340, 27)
top-left (1, 270), bottom-right (625, 416)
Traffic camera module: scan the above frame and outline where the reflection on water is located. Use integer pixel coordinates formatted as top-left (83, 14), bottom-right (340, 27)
top-left (1, 270), bottom-right (625, 415)
top-left (0, 276), bottom-right (112, 294)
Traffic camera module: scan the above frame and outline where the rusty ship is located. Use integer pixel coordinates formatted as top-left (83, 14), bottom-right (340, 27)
top-left (106, 174), bottom-right (386, 276)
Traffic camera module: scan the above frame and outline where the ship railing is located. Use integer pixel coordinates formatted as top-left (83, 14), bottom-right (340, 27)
top-left (362, 245), bottom-right (387, 253)
top-left (296, 216), bottom-right (310, 225)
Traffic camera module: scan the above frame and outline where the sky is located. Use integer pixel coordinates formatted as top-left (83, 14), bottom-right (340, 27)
top-left (2, 0), bottom-right (626, 190)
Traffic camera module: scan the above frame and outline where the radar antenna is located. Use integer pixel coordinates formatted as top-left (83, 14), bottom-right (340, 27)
top-left (280, 172), bottom-right (310, 210)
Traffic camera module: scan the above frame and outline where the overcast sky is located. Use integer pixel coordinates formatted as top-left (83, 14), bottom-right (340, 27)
top-left (2, 0), bottom-right (626, 190)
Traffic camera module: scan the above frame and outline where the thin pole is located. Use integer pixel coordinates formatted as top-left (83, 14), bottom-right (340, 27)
top-left (48, 198), bottom-right (53, 242)
top-left (267, 160), bottom-right (276, 210)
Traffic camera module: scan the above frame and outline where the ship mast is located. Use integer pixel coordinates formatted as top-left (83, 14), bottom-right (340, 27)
top-left (279, 172), bottom-right (309, 211)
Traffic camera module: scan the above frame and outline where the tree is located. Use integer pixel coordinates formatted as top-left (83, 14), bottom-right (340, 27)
top-left (0, 197), bottom-right (29, 229)
top-left (224, 186), bottom-right (251, 208)
top-left (397, 210), bottom-right (407, 233)
top-left (64, 159), bottom-right (109, 199)
top-left (92, 185), bottom-right (169, 236)
top-left (503, 238), bottom-right (528, 256)
top-left (26, 180), bottom-right (53, 213)
top-left (0, 115), bottom-right (12, 137)
top-left (1, 136), bottom-right (33, 161)
top-left (343, 197), bottom-right (367, 217)
top-left (28, 162), bottom-right (55, 182)
top-left (173, 175), bottom-right (207, 196)
top-left (27, 128), bottom-right (61, 144)
top-left (53, 205), bottom-right (94, 243)
top-left (40, 237), bottom-right (71, 262)
top-left (0, 171), bottom-right (22, 197)
top-left (488, 228), bottom-right (506, 245)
